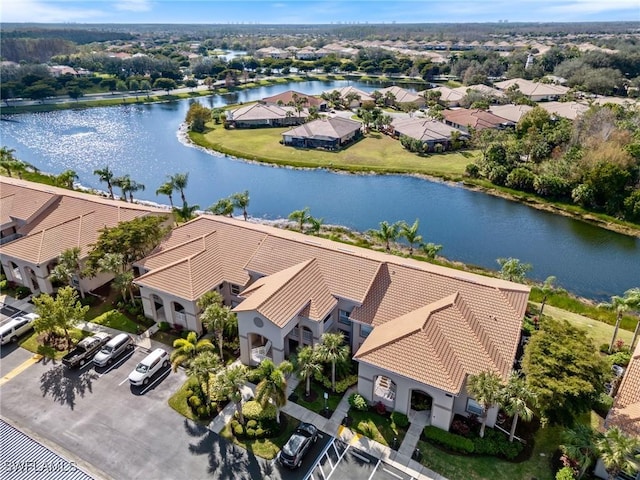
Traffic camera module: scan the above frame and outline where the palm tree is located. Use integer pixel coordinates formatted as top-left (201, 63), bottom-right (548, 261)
top-left (254, 359), bottom-right (294, 423)
top-left (599, 292), bottom-right (635, 353)
top-left (113, 174), bottom-right (131, 201)
top-left (197, 290), bottom-right (223, 311)
top-left (170, 173), bottom-right (189, 204)
top-left (296, 345), bottom-right (323, 397)
top-left (173, 201), bottom-right (200, 223)
top-left (231, 190), bottom-right (250, 220)
top-left (539, 275), bottom-right (557, 317)
top-left (384, 91), bottom-right (396, 107)
top-left (200, 303), bottom-right (236, 361)
top-left (56, 169), bottom-right (79, 189)
top-left (399, 219), bottom-right (423, 256)
top-left (155, 181), bottom-right (175, 208)
top-left (501, 372), bottom-right (535, 442)
top-left (170, 331), bottom-right (215, 372)
top-left (467, 371), bottom-right (504, 438)
top-left (0, 147), bottom-right (29, 178)
top-left (186, 351), bottom-right (221, 407)
top-left (288, 207), bottom-right (311, 233)
top-left (371, 221), bottom-right (400, 252)
top-left (96, 252), bottom-right (134, 302)
top-left (218, 364), bottom-right (248, 424)
top-left (421, 242), bottom-right (443, 260)
top-left (94, 166), bottom-right (116, 199)
top-left (308, 216), bottom-right (324, 235)
top-left (561, 424), bottom-right (599, 479)
top-left (624, 287), bottom-right (640, 349)
top-left (596, 426), bottom-right (640, 480)
top-left (316, 332), bottom-right (350, 392)
top-left (50, 247), bottom-right (85, 298)
top-left (207, 198), bottom-right (234, 217)
top-left (127, 179), bottom-right (145, 202)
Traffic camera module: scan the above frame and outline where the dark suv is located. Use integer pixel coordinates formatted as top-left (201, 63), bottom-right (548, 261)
top-left (278, 423), bottom-right (318, 468)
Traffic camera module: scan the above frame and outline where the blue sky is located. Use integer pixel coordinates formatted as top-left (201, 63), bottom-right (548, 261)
top-left (1, 0), bottom-right (638, 24)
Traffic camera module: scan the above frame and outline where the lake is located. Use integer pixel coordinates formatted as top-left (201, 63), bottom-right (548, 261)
top-left (1, 79), bottom-right (638, 300)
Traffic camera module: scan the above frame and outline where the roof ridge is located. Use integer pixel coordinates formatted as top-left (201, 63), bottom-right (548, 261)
top-left (145, 231), bottom-right (216, 260)
top-left (135, 239), bottom-right (208, 282)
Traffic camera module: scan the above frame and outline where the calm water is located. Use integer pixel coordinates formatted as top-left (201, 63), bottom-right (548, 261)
top-left (1, 80), bottom-right (638, 300)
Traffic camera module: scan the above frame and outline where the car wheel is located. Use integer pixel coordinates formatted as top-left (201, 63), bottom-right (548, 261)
top-left (79, 358), bottom-right (85, 366)
top-left (107, 359), bottom-right (113, 366)
top-left (143, 377), bottom-right (150, 386)
top-left (10, 336), bottom-right (18, 343)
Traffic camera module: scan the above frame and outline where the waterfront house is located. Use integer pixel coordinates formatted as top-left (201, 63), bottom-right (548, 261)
top-left (494, 78), bottom-right (570, 102)
top-left (261, 90), bottom-right (327, 111)
top-left (374, 86), bottom-right (426, 108)
top-left (391, 117), bottom-right (467, 151)
top-left (281, 117), bottom-right (362, 150)
top-left (226, 103), bottom-right (308, 128)
top-left (442, 108), bottom-right (513, 133)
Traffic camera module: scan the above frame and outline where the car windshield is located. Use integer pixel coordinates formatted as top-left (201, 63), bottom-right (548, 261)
top-left (101, 345), bottom-right (113, 353)
top-left (136, 363), bottom-right (148, 373)
top-left (282, 433), bottom-right (305, 457)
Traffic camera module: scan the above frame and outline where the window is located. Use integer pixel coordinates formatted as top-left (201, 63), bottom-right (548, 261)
top-left (360, 325), bottom-right (373, 338)
top-left (230, 284), bottom-right (241, 295)
top-left (338, 309), bottom-right (350, 326)
top-left (466, 398), bottom-right (483, 416)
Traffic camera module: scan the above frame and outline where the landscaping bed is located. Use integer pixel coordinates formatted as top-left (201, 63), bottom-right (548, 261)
top-left (168, 376), bottom-right (227, 423)
top-left (18, 328), bottom-right (93, 360)
top-left (345, 404), bottom-right (409, 449)
top-left (289, 380), bottom-right (343, 416)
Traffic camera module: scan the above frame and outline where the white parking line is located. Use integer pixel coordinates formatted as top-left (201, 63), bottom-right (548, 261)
top-left (118, 376), bottom-right (130, 386)
top-left (138, 368), bottom-right (170, 395)
top-left (325, 443), bottom-right (350, 480)
top-left (367, 459), bottom-right (382, 480)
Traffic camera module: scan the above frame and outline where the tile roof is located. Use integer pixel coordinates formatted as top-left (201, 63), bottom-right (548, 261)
top-left (442, 108), bottom-right (511, 130)
top-left (494, 78), bottom-right (569, 97)
top-left (0, 181), bottom-right (57, 227)
top-left (228, 103), bottom-right (308, 122)
top-left (282, 117), bottom-right (362, 140)
top-left (392, 118), bottom-right (466, 143)
top-left (489, 104), bottom-right (534, 123)
top-left (420, 86), bottom-right (465, 103)
top-left (376, 86), bottom-right (425, 105)
top-left (0, 177), bottom-right (167, 264)
top-left (261, 90), bottom-right (326, 108)
top-left (538, 101), bottom-right (589, 120)
top-left (607, 340), bottom-right (640, 438)
top-left (235, 258), bottom-right (337, 327)
top-left (453, 84), bottom-right (506, 98)
top-left (322, 86), bottom-right (374, 103)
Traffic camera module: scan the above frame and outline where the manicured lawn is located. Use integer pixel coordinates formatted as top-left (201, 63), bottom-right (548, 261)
top-left (91, 309), bottom-right (139, 334)
top-left (193, 126), bottom-right (477, 180)
top-left (220, 413), bottom-right (299, 460)
top-left (416, 425), bottom-right (563, 480)
top-left (168, 376), bottom-right (201, 422)
top-left (151, 330), bottom-right (181, 348)
top-left (347, 408), bottom-right (409, 448)
top-left (290, 380), bottom-right (343, 414)
top-left (18, 328), bottom-right (92, 360)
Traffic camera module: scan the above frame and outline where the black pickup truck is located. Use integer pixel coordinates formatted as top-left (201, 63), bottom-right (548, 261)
top-left (62, 332), bottom-right (112, 368)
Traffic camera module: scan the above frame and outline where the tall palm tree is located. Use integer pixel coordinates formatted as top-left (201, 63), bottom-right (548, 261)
top-left (288, 207), bottom-right (311, 233)
top-left (467, 371), bottom-right (504, 438)
top-left (0, 147), bottom-right (29, 178)
top-left (539, 275), bottom-right (557, 317)
top-left (623, 287), bottom-right (640, 350)
top-left (170, 331), bottom-right (215, 372)
top-left (186, 351), bottom-right (221, 407)
top-left (254, 359), bottom-right (294, 423)
top-left (308, 216), bottom-right (324, 235)
top-left (316, 332), bottom-right (350, 392)
top-left (50, 247), bottom-right (85, 298)
top-left (599, 293), bottom-right (635, 353)
top-left (218, 364), bottom-right (248, 424)
top-left (170, 173), bottom-right (189, 204)
top-left (94, 166), bottom-right (115, 199)
top-left (155, 181), bottom-right (175, 208)
top-left (371, 220), bottom-right (400, 252)
top-left (296, 345), bottom-right (323, 397)
top-left (56, 169), bottom-right (79, 189)
top-left (596, 426), bottom-right (640, 480)
top-left (399, 219), bottom-right (423, 256)
top-left (501, 372), bottom-right (535, 442)
top-left (173, 202), bottom-right (200, 223)
top-left (200, 303), bottom-right (236, 361)
top-left (207, 197), bottom-right (234, 217)
top-left (561, 424), bottom-right (599, 479)
top-left (231, 190), bottom-right (250, 220)
top-left (197, 290), bottom-right (223, 312)
top-left (96, 252), bottom-right (134, 302)
top-left (113, 174), bottom-right (132, 201)
top-left (127, 179), bottom-right (145, 202)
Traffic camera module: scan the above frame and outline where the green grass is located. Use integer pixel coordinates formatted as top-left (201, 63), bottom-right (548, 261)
top-left (220, 413), bottom-right (299, 460)
top-left (291, 380), bottom-right (343, 414)
top-left (151, 330), bottom-right (181, 348)
top-left (348, 408), bottom-right (409, 448)
top-left (18, 328), bottom-right (92, 360)
top-left (168, 376), bottom-right (201, 422)
top-left (193, 125), bottom-right (476, 180)
top-left (90, 309), bottom-right (139, 334)
top-left (416, 425), bottom-right (563, 480)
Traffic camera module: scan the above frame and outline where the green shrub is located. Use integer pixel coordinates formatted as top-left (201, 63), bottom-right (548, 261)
top-left (233, 424), bottom-right (245, 437)
top-left (600, 343), bottom-right (610, 353)
top-left (188, 395), bottom-right (202, 408)
top-left (247, 419), bottom-right (258, 429)
top-left (593, 392), bottom-right (614, 417)
top-left (158, 321), bottom-right (170, 332)
top-left (196, 405), bottom-right (209, 418)
top-left (423, 426), bottom-right (474, 454)
top-left (242, 400), bottom-right (276, 421)
top-left (334, 375), bottom-right (359, 393)
top-left (349, 393), bottom-right (369, 411)
top-left (465, 163), bottom-right (480, 178)
top-left (15, 286), bottom-right (31, 299)
top-left (255, 428), bottom-right (265, 438)
top-left (246, 428), bottom-right (256, 438)
top-left (0, 280), bottom-right (7, 290)
top-left (608, 351), bottom-right (631, 367)
top-left (555, 466), bottom-right (575, 480)
top-left (391, 411), bottom-right (409, 428)
top-left (472, 429), bottom-right (523, 460)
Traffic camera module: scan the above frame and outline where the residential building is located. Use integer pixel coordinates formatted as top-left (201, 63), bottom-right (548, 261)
top-left (375, 86), bottom-right (426, 108)
top-left (261, 90), bottom-right (327, 111)
top-left (538, 101), bottom-right (589, 120)
top-left (442, 108), bottom-right (514, 133)
top-left (494, 78), bottom-right (570, 102)
top-left (133, 215), bottom-right (529, 431)
top-left (391, 117), bottom-right (467, 150)
top-left (254, 47), bottom-right (289, 59)
top-left (282, 117), bottom-right (362, 150)
top-left (0, 177), bottom-right (168, 297)
top-left (420, 86), bottom-right (465, 107)
top-left (322, 86), bottom-right (374, 108)
top-left (489, 104), bottom-right (534, 123)
top-left (226, 103), bottom-right (308, 128)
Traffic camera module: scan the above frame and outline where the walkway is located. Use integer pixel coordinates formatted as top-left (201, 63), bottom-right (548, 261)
top-left (209, 377), bottom-right (446, 480)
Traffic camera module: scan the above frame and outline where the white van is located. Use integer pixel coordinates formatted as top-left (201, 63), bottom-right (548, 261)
top-left (93, 333), bottom-right (133, 367)
top-left (128, 348), bottom-right (169, 386)
top-left (0, 313), bottom-right (39, 345)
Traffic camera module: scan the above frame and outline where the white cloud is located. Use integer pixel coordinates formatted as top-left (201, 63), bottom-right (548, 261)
top-left (0, 0), bottom-right (104, 22)
top-left (115, 0), bottom-right (152, 12)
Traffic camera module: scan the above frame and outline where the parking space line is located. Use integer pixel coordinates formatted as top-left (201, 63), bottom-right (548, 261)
top-left (381, 467), bottom-right (404, 480)
top-left (139, 368), bottom-right (170, 395)
top-left (118, 376), bottom-right (130, 386)
top-left (0, 355), bottom-right (42, 387)
top-left (367, 459), bottom-right (381, 480)
top-left (325, 444), bottom-right (350, 480)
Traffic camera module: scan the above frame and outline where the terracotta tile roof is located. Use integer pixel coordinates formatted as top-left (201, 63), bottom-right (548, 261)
top-left (0, 181), bottom-right (57, 227)
top-left (420, 86), bottom-right (465, 103)
top-left (282, 117), bottom-right (362, 140)
top-left (607, 341), bottom-right (640, 438)
top-left (261, 90), bottom-right (326, 108)
top-left (235, 258), bottom-right (337, 327)
top-left (489, 104), bottom-right (534, 123)
top-left (0, 177), bottom-right (167, 264)
top-left (453, 84), bottom-right (505, 98)
top-left (354, 290), bottom-right (516, 394)
top-left (442, 108), bottom-right (511, 130)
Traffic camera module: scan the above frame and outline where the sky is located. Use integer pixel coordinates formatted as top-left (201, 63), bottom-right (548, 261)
top-left (1, 0), bottom-right (638, 24)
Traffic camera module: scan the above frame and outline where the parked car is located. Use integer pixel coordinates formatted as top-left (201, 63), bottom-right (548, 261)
top-left (0, 313), bottom-right (39, 345)
top-left (612, 364), bottom-right (626, 377)
top-left (128, 348), bottom-right (169, 386)
top-left (278, 422), bottom-right (318, 468)
top-left (93, 333), bottom-right (134, 367)
top-left (62, 332), bottom-right (111, 368)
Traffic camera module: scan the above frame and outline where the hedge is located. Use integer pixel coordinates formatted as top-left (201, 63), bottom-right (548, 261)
top-left (423, 426), bottom-right (474, 454)
top-left (391, 411), bottom-right (409, 428)
top-left (242, 400), bottom-right (276, 421)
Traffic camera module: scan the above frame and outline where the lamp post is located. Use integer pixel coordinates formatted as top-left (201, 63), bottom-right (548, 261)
top-left (324, 392), bottom-right (329, 414)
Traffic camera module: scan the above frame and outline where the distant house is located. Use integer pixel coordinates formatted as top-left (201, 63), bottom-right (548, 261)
top-left (420, 86), bottom-right (465, 107)
top-left (322, 86), bottom-right (374, 108)
top-left (375, 86), bottom-right (426, 108)
top-left (538, 101), bottom-right (589, 121)
top-left (261, 90), bottom-right (327, 111)
top-left (452, 84), bottom-right (506, 101)
top-left (226, 103), bottom-right (308, 128)
top-left (282, 117), bottom-right (362, 150)
top-left (442, 108), bottom-right (513, 133)
top-left (494, 78), bottom-right (570, 102)
top-left (254, 47), bottom-right (289, 59)
top-left (489, 104), bottom-right (534, 123)
top-left (391, 118), bottom-right (467, 150)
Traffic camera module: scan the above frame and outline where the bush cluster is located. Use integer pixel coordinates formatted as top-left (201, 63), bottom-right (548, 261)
top-left (313, 371), bottom-right (359, 393)
top-left (593, 392), bottom-right (614, 417)
top-left (348, 393), bottom-right (369, 411)
top-left (242, 400), bottom-right (276, 421)
top-left (422, 426), bottom-right (475, 454)
top-left (472, 428), bottom-right (523, 460)
top-left (230, 419), bottom-right (271, 440)
top-left (390, 411), bottom-right (409, 428)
